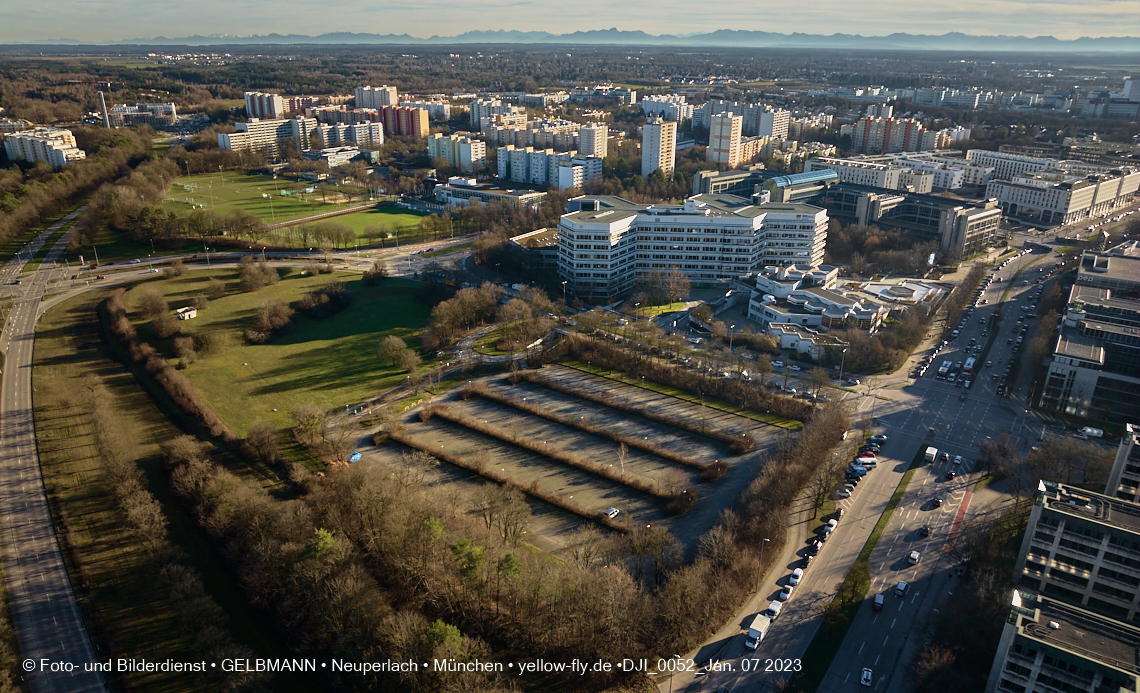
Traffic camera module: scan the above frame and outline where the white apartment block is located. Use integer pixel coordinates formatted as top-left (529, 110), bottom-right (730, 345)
top-left (244, 92), bottom-right (284, 119)
top-left (355, 86), bottom-right (398, 110)
top-left (708, 112), bottom-right (743, 168)
top-left (217, 117), bottom-right (318, 157)
top-left (558, 194), bottom-right (828, 299)
top-left (427, 133), bottom-right (487, 173)
top-left (805, 157), bottom-right (903, 189)
top-left (577, 123), bottom-right (608, 159)
top-left (3, 127), bottom-right (85, 169)
top-left (642, 117), bottom-right (677, 178)
top-left (757, 106), bottom-right (790, 140)
top-left (641, 95), bottom-right (694, 123)
top-left (986, 167), bottom-right (1140, 225)
top-left (400, 100), bottom-right (451, 121)
top-left (470, 98), bottom-right (523, 128)
top-left (557, 163), bottom-right (585, 192)
top-left (314, 122), bottom-right (384, 149)
top-left (520, 92), bottom-right (570, 108)
top-left (496, 144), bottom-right (602, 188)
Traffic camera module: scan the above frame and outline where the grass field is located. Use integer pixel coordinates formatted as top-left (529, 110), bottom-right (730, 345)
top-left (34, 290), bottom-right (309, 693)
top-left (160, 171), bottom-right (356, 223)
top-left (121, 271), bottom-right (433, 435)
top-left (266, 205), bottom-right (431, 245)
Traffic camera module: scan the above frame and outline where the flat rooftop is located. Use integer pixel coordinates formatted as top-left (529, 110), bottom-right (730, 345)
top-left (1041, 481), bottom-right (1140, 534)
top-left (563, 194), bottom-right (823, 223)
top-left (1055, 327), bottom-right (1105, 364)
top-left (510, 227), bottom-right (559, 248)
top-left (1080, 251), bottom-right (1140, 287)
top-left (1020, 595), bottom-right (1140, 675)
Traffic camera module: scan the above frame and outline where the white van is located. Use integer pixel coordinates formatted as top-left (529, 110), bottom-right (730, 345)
top-left (857, 458), bottom-right (878, 468)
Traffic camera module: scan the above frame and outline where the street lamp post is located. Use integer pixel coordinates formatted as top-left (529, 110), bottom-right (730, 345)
top-left (839, 346), bottom-right (848, 382)
top-left (561, 280), bottom-right (567, 305)
top-left (729, 323), bottom-right (736, 351)
top-left (756, 537), bottom-right (770, 591)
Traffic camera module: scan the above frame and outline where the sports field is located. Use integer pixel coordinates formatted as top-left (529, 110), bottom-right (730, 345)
top-left (161, 171), bottom-right (356, 222)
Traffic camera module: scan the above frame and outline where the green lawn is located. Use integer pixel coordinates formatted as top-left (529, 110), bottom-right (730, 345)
top-left (160, 171), bottom-right (356, 223)
top-left (263, 206), bottom-right (432, 248)
top-left (121, 271), bottom-right (432, 435)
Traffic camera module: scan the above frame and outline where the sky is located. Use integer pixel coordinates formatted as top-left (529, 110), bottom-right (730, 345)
top-left (2, 0), bottom-right (1139, 43)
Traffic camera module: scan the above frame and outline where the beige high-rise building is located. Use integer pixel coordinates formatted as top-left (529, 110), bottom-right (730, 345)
top-left (642, 117), bottom-right (677, 178)
top-left (244, 92), bottom-right (284, 119)
top-left (578, 123), bottom-right (608, 159)
top-left (708, 112), bottom-right (742, 168)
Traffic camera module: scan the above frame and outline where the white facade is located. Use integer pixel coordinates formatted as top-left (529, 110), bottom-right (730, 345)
top-left (400, 100), bottom-right (451, 121)
top-left (757, 107), bottom-right (790, 140)
top-left (314, 122), bottom-right (384, 149)
top-left (427, 133), bottom-right (486, 173)
top-left (708, 112), bottom-right (742, 168)
top-left (218, 117), bottom-right (317, 157)
top-left (642, 118), bottom-right (677, 178)
top-left (578, 123), bottom-right (608, 159)
top-left (3, 127), bottom-right (85, 169)
top-left (641, 95), bottom-right (693, 122)
top-left (469, 98), bottom-right (523, 128)
top-left (558, 195), bottom-right (828, 299)
top-left (355, 86), bottom-right (398, 109)
top-left (986, 168), bottom-right (1140, 225)
top-left (805, 157), bottom-right (902, 188)
top-left (244, 92), bottom-right (284, 119)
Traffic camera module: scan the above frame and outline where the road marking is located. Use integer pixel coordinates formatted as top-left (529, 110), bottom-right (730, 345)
top-left (883, 636), bottom-right (889, 646)
top-left (858, 641), bottom-right (865, 653)
top-left (874, 655), bottom-right (881, 665)
top-left (890, 618), bottom-right (896, 629)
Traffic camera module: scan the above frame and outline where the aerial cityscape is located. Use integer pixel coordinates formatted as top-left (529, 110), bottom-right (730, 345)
top-left (0, 2), bottom-right (1138, 693)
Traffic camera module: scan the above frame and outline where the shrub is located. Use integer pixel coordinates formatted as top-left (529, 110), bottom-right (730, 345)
top-left (136, 288), bottom-right (169, 319)
top-left (699, 459), bottom-right (729, 482)
top-left (362, 260), bottom-right (388, 286)
top-left (153, 313), bottom-right (180, 339)
top-left (191, 293), bottom-right (209, 310)
top-left (174, 336), bottom-right (198, 368)
top-left (296, 282), bottom-right (353, 320)
top-left (206, 278), bottom-right (226, 299)
top-left (245, 299), bottom-right (294, 344)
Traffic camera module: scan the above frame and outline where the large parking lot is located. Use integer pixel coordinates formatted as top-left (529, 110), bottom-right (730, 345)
top-left (360, 366), bottom-right (792, 556)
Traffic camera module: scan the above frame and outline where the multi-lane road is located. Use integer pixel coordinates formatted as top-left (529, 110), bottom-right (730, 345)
top-left (0, 209), bottom-right (106, 693)
top-left (672, 245), bottom-right (1065, 693)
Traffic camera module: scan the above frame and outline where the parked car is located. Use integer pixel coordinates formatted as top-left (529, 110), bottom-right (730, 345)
top-left (790, 568), bottom-right (804, 586)
top-left (604, 507), bottom-right (620, 519)
top-left (778, 585), bottom-right (793, 601)
top-left (772, 360), bottom-right (784, 368)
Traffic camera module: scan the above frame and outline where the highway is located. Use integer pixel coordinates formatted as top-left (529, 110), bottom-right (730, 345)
top-left (0, 209), bottom-right (106, 693)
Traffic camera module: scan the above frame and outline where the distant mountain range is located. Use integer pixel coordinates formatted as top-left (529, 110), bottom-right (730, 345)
top-left (11, 29), bottom-right (1140, 52)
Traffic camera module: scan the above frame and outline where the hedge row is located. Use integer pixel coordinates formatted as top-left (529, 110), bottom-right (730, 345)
top-left (516, 369), bottom-right (755, 454)
top-left (378, 424), bottom-right (630, 533)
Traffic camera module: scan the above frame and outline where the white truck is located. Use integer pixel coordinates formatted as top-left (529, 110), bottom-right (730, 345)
top-left (745, 613), bottom-right (772, 650)
top-left (924, 447), bottom-right (939, 464)
top-left (1075, 427), bottom-right (1104, 439)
